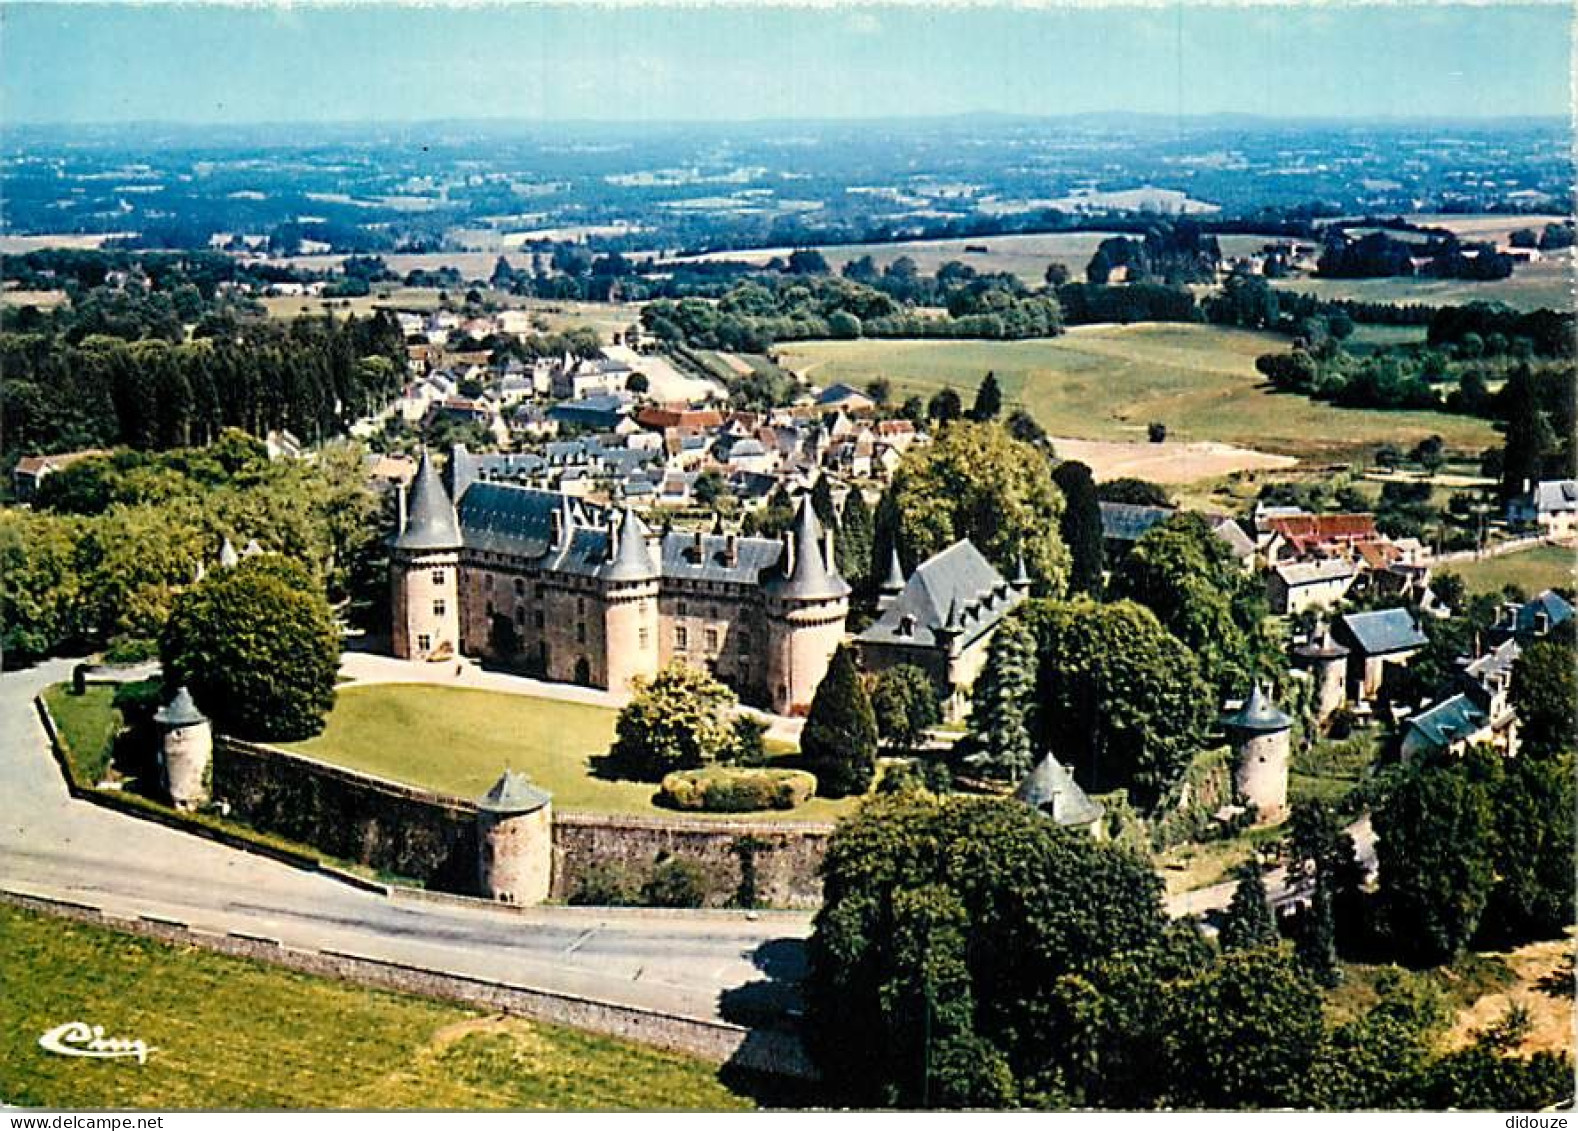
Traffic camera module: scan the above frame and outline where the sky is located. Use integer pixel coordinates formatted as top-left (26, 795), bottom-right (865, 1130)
top-left (1, 2), bottom-right (1571, 125)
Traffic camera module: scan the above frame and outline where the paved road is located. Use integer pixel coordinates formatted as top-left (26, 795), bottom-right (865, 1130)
top-left (1165, 815), bottom-right (1378, 922)
top-left (0, 659), bottom-right (810, 1025)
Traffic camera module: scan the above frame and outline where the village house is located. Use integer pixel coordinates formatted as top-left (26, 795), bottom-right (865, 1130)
top-left (1506, 478), bottom-right (1578, 538)
top-left (11, 448), bottom-right (109, 502)
top-left (1332, 607), bottom-right (1429, 702)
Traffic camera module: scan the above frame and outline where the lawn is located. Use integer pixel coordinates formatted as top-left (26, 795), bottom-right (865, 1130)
top-left (776, 324), bottom-right (1498, 460)
top-left (0, 903), bottom-right (750, 1110)
top-left (41, 683), bottom-right (120, 783)
top-left (281, 683), bottom-right (859, 822)
top-left (1271, 254), bottom-right (1574, 314)
top-left (1440, 543), bottom-right (1576, 597)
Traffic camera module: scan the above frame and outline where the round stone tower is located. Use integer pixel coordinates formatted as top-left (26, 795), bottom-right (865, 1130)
top-left (598, 505), bottom-right (661, 694)
top-left (390, 449), bottom-right (463, 662)
top-left (1223, 682), bottom-right (1293, 825)
top-left (1291, 622), bottom-right (1350, 724)
top-left (475, 769), bottom-right (554, 905)
top-left (764, 498), bottom-right (851, 716)
top-left (155, 686), bottom-right (212, 810)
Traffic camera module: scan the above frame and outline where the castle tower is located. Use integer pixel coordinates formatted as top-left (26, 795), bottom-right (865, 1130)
top-left (475, 770), bottom-right (553, 905)
top-left (1223, 682), bottom-right (1293, 825)
top-left (764, 498), bottom-right (851, 716)
top-left (877, 546), bottom-right (906, 610)
top-left (598, 505), bottom-right (662, 694)
top-left (155, 686), bottom-right (212, 811)
top-left (1291, 622), bottom-right (1350, 724)
top-left (390, 450), bottom-right (463, 662)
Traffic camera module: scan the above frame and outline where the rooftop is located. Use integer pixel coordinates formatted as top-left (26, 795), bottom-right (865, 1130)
top-left (859, 539), bottom-right (1019, 651)
top-left (1336, 607), bottom-right (1428, 656)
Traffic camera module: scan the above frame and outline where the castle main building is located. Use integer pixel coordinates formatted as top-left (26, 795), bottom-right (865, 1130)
top-left (390, 451), bottom-right (850, 715)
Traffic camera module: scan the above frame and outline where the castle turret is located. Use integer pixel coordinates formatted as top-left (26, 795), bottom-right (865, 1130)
top-left (764, 497), bottom-right (851, 715)
top-left (155, 686), bottom-right (212, 810)
top-left (598, 506), bottom-right (661, 693)
top-left (877, 546), bottom-right (906, 610)
top-left (390, 449), bottom-right (463, 662)
top-left (475, 770), bottom-right (553, 905)
top-left (1011, 552), bottom-right (1032, 595)
top-left (1223, 682), bottom-right (1293, 824)
top-left (1291, 622), bottom-right (1350, 724)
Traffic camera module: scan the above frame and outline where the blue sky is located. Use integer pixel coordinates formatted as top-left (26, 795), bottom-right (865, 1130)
top-left (2, 2), bottom-right (1570, 124)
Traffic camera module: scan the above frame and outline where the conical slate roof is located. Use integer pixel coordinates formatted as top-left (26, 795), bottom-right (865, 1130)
top-left (1017, 751), bottom-right (1104, 829)
top-left (879, 546), bottom-right (906, 593)
top-left (476, 769), bottom-right (552, 814)
top-left (1293, 623), bottom-right (1350, 660)
top-left (600, 506), bottom-right (659, 582)
top-left (394, 450), bottom-right (462, 551)
top-left (218, 537), bottom-right (239, 569)
top-left (154, 686), bottom-right (207, 728)
top-left (1223, 682), bottom-right (1293, 733)
top-left (769, 497), bottom-right (850, 602)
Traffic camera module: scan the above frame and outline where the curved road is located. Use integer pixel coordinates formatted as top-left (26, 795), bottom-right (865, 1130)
top-left (0, 660), bottom-right (810, 1026)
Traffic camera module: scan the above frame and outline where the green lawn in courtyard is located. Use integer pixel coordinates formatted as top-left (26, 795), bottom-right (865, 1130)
top-left (281, 683), bottom-right (858, 822)
top-left (0, 904), bottom-right (750, 1110)
top-left (40, 683), bottom-right (120, 782)
top-left (776, 324), bottom-right (1497, 461)
top-left (1440, 543), bottom-right (1576, 597)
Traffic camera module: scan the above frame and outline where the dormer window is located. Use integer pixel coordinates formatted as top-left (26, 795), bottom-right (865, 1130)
top-left (898, 615), bottom-right (916, 638)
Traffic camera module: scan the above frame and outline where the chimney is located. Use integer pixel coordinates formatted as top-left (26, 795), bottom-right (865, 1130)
top-left (692, 528), bottom-right (704, 563)
top-left (550, 509), bottom-right (562, 547)
top-left (725, 533), bottom-right (738, 568)
top-left (781, 528), bottom-right (794, 576)
top-left (397, 484), bottom-right (408, 534)
top-left (823, 528), bottom-right (836, 571)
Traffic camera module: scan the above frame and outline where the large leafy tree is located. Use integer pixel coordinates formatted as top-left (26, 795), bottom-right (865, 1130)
top-left (836, 487), bottom-right (875, 590)
top-left (1050, 460), bottom-right (1103, 596)
top-left (608, 661), bottom-right (740, 781)
top-left (1509, 629), bottom-right (1577, 758)
top-left (801, 645), bottom-right (879, 797)
top-left (884, 421), bottom-right (1069, 592)
top-left (160, 555), bottom-right (340, 741)
top-left (962, 616), bottom-right (1037, 781)
top-left (869, 664), bottom-right (941, 754)
top-left (1019, 598), bottom-right (1212, 805)
top-left (806, 793), bottom-right (1167, 1107)
top-left (970, 371), bottom-right (1004, 421)
top-left (1218, 862), bottom-right (1279, 953)
top-left (1483, 750), bottom-right (1576, 942)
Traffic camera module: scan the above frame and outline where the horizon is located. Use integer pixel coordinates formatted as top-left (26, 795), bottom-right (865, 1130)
top-left (3, 2), bottom-right (1571, 127)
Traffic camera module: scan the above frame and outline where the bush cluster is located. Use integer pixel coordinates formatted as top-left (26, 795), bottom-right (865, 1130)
top-left (658, 766), bottom-right (817, 813)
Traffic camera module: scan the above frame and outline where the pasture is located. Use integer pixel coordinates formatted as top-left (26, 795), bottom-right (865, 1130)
top-left (775, 324), bottom-right (1498, 463)
top-left (1440, 543), bottom-right (1575, 597)
top-left (1271, 253), bottom-right (1573, 313)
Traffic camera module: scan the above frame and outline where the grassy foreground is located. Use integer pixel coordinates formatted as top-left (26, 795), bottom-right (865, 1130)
top-left (282, 683), bottom-right (858, 822)
top-left (1440, 543), bottom-right (1576, 597)
top-left (0, 904), bottom-right (749, 1110)
top-left (776, 324), bottom-right (1497, 460)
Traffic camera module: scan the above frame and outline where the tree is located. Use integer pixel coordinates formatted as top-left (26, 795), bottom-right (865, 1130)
top-left (970, 372), bottom-right (1003, 421)
top-left (927, 387), bottom-right (963, 425)
top-left (1483, 751), bottom-right (1576, 942)
top-left (1019, 598), bottom-right (1212, 805)
top-left (692, 468), bottom-right (727, 507)
top-left (1373, 754), bottom-right (1496, 965)
top-left (836, 488), bottom-right (875, 590)
top-left (962, 617), bottom-right (1037, 781)
top-left (1509, 633), bottom-right (1577, 758)
top-left (160, 556), bottom-right (339, 742)
top-left (1043, 262), bottom-right (1071, 287)
top-left (870, 665), bottom-right (941, 754)
top-left (885, 421), bottom-right (1070, 592)
top-left (1218, 862), bottom-right (1278, 952)
top-left (1095, 477), bottom-right (1172, 507)
top-left (801, 645), bottom-right (878, 798)
top-left (1051, 460), bottom-right (1103, 596)
top-left (608, 661), bottom-right (740, 781)
top-left (1287, 800), bottom-right (1360, 985)
top-left (809, 474), bottom-right (838, 531)
top-left (806, 793), bottom-right (1167, 1107)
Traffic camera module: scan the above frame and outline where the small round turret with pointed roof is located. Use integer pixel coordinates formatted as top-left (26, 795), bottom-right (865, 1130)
top-left (394, 449), bottom-right (462, 552)
top-left (156, 686), bottom-right (212, 810)
top-left (475, 769), bottom-right (553, 905)
top-left (1224, 681), bottom-right (1291, 824)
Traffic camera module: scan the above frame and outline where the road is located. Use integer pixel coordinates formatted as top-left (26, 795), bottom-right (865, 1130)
top-left (1165, 815), bottom-right (1378, 922)
top-left (0, 659), bottom-right (810, 1026)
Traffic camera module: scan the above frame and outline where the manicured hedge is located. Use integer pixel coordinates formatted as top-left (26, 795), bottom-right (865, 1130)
top-left (659, 766), bottom-right (817, 813)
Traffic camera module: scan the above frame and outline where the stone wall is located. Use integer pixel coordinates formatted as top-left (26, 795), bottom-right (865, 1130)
top-left (214, 737), bottom-right (479, 892)
top-left (553, 812), bottom-right (833, 910)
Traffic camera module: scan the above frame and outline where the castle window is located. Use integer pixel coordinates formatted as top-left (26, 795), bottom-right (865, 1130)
top-left (534, 610), bottom-right (545, 629)
top-left (417, 634), bottom-right (432, 652)
top-left (486, 601), bottom-right (494, 616)
top-left (576, 622), bottom-right (587, 644)
top-left (433, 599), bottom-right (446, 617)
top-left (677, 600), bottom-right (689, 616)
top-left (577, 597), bottom-right (586, 616)
top-left (431, 569), bottom-right (445, 585)
top-left (639, 627), bottom-right (650, 649)
top-left (705, 628), bottom-right (719, 653)
top-left (676, 626), bottom-right (689, 650)
top-left (514, 578), bottom-right (526, 597)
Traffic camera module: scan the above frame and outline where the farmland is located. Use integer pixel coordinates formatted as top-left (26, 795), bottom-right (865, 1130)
top-left (1271, 253), bottom-right (1574, 313)
top-left (776, 324), bottom-right (1499, 463)
top-left (1440, 543), bottom-right (1576, 597)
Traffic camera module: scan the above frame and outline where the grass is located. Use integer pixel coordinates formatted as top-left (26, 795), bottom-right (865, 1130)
top-left (776, 324), bottom-right (1499, 460)
top-left (1155, 823), bottom-right (1288, 898)
top-left (1289, 734), bottom-right (1381, 812)
top-left (1441, 543), bottom-right (1576, 597)
top-left (0, 903), bottom-right (750, 1110)
top-left (1270, 254), bottom-right (1574, 314)
top-left (281, 683), bottom-right (859, 822)
top-left (41, 684), bottom-right (120, 783)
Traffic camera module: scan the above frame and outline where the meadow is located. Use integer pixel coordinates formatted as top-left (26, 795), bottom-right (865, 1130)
top-left (1271, 253), bottom-right (1573, 314)
top-left (1440, 543), bottom-right (1575, 597)
top-left (0, 903), bottom-right (749, 1110)
top-left (775, 324), bottom-right (1499, 462)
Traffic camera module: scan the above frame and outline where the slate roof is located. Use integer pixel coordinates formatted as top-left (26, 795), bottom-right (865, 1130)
top-left (1292, 624), bottom-right (1350, 661)
top-left (1514, 589), bottom-right (1575, 636)
top-left (1406, 693), bottom-right (1489, 752)
top-left (764, 499), bottom-right (851, 602)
top-left (601, 507), bottom-right (660, 583)
top-left (1533, 479), bottom-right (1578, 514)
top-left (1017, 751), bottom-right (1104, 829)
top-left (476, 769), bottom-right (552, 814)
top-left (660, 530), bottom-right (784, 585)
top-left (1336, 608), bottom-right (1428, 656)
top-left (1099, 502), bottom-right (1176, 544)
top-left (1209, 517), bottom-right (1257, 560)
top-left (154, 686), bottom-right (207, 728)
top-left (1222, 683), bottom-right (1292, 733)
top-left (394, 450), bottom-right (463, 551)
top-left (814, 383), bottom-right (873, 408)
top-left (1273, 558), bottom-right (1358, 587)
top-left (859, 540), bottom-right (1019, 651)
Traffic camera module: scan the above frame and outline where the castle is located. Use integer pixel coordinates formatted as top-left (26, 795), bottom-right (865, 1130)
top-left (390, 450), bottom-right (850, 714)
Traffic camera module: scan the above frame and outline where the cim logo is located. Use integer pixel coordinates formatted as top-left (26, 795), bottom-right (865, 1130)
top-left (38, 1021), bottom-right (156, 1065)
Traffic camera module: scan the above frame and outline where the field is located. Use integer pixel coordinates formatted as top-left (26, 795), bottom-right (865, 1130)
top-left (261, 287), bottom-right (643, 338)
top-left (775, 324), bottom-right (1499, 463)
top-left (281, 683), bottom-right (859, 822)
top-left (1439, 543), bottom-right (1576, 597)
top-left (1271, 253), bottom-right (1573, 313)
top-left (0, 903), bottom-right (749, 1110)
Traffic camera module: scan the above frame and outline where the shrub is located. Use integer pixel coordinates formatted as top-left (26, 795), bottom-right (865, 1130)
top-left (659, 766), bottom-right (817, 813)
top-left (642, 856), bottom-right (711, 908)
top-left (568, 863), bottom-right (640, 906)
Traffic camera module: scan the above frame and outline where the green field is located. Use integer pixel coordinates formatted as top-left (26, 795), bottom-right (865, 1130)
top-left (1271, 255), bottom-right (1574, 314)
top-left (282, 683), bottom-right (858, 822)
top-left (776, 324), bottom-right (1499, 460)
top-left (0, 903), bottom-right (749, 1110)
top-left (1440, 543), bottom-right (1576, 597)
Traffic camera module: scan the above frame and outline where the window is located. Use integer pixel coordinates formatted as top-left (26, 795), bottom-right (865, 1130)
top-left (638, 627), bottom-right (650, 649)
top-left (677, 600), bottom-right (689, 616)
top-left (534, 610), bottom-right (545, 629)
top-left (417, 634), bottom-right (432, 652)
top-left (514, 578), bottom-right (526, 597)
top-left (431, 569), bottom-right (445, 585)
top-left (486, 601), bottom-right (494, 616)
top-left (484, 574), bottom-right (493, 590)
top-left (515, 607), bottom-right (526, 626)
top-left (577, 597), bottom-right (587, 616)
top-left (576, 623), bottom-right (587, 644)
top-left (433, 599), bottom-right (446, 617)
top-left (705, 628), bottom-right (719, 653)
top-left (676, 626), bottom-right (689, 650)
